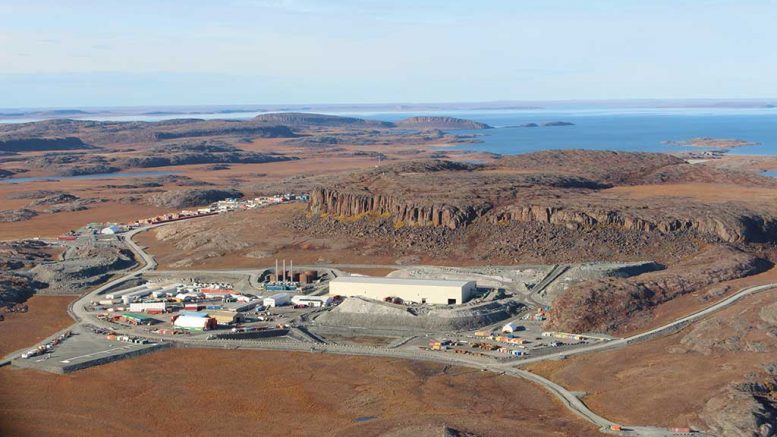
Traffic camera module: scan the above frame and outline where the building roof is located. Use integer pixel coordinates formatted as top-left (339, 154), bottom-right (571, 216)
top-left (122, 312), bottom-right (155, 321)
top-left (330, 276), bottom-right (473, 287)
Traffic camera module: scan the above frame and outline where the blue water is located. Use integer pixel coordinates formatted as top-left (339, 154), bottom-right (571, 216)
top-left (0, 170), bottom-right (179, 184)
top-left (3, 107), bottom-right (776, 156)
top-left (353, 108), bottom-right (777, 156)
top-left (764, 171), bottom-right (777, 178)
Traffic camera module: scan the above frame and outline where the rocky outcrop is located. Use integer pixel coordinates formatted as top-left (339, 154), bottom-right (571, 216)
top-left (0, 209), bottom-right (38, 222)
top-left (31, 243), bottom-right (136, 295)
top-left (309, 187), bottom-right (491, 229)
top-left (0, 272), bottom-right (44, 307)
top-left (29, 193), bottom-right (80, 206)
top-left (147, 188), bottom-right (243, 208)
top-left (153, 125), bottom-right (295, 140)
top-left (309, 188), bottom-right (777, 243)
top-left (395, 116), bottom-right (492, 130)
top-left (0, 118), bottom-right (298, 147)
top-left (546, 246), bottom-right (767, 334)
top-left (0, 136), bottom-right (92, 152)
top-left (254, 112), bottom-right (393, 128)
top-left (490, 204), bottom-right (777, 244)
top-left (120, 141), bottom-right (297, 168)
top-left (306, 153), bottom-right (777, 243)
top-left (497, 150), bottom-right (687, 185)
top-left (701, 384), bottom-right (776, 437)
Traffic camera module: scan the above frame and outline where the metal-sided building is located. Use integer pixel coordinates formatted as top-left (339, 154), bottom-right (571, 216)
top-left (208, 310), bottom-right (244, 325)
top-left (263, 293), bottom-right (291, 308)
top-left (328, 277), bottom-right (476, 305)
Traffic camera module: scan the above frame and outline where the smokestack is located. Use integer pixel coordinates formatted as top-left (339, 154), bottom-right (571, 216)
top-left (290, 259), bottom-right (293, 282)
top-left (282, 259), bottom-right (286, 282)
top-left (275, 259), bottom-right (278, 283)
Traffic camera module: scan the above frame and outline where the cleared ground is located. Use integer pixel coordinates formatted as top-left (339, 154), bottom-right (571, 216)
top-left (1, 349), bottom-right (599, 437)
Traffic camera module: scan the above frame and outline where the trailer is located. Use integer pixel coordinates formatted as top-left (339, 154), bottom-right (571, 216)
top-left (129, 302), bottom-right (169, 313)
top-left (121, 286), bottom-right (163, 304)
top-left (105, 284), bottom-right (149, 300)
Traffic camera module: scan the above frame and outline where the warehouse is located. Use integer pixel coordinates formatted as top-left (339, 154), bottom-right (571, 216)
top-left (208, 310), bottom-right (244, 325)
top-left (328, 277), bottom-right (476, 305)
top-left (291, 294), bottom-right (332, 308)
top-left (129, 302), bottom-right (170, 314)
top-left (263, 293), bottom-right (291, 308)
top-left (122, 312), bottom-right (158, 325)
top-left (173, 313), bottom-right (217, 331)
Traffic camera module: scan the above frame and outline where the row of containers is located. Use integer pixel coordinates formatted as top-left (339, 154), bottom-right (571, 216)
top-left (428, 339), bottom-right (528, 357)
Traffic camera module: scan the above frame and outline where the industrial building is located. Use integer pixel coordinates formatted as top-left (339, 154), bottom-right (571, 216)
top-left (173, 312), bottom-right (217, 331)
top-left (328, 277), bottom-right (477, 305)
top-left (121, 313), bottom-right (158, 325)
top-left (291, 294), bottom-right (332, 307)
top-left (263, 293), bottom-right (291, 308)
top-left (128, 302), bottom-right (170, 314)
top-left (208, 310), bottom-right (244, 325)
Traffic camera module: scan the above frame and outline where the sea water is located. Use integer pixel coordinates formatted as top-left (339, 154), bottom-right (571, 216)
top-left (355, 108), bottom-right (777, 156)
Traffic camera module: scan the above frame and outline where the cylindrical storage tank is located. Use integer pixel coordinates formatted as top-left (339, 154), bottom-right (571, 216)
top-left (301, 270), bottom-right (318, 284)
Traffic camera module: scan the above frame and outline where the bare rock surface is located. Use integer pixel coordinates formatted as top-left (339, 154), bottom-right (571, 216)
top-left (147, 188), bottom-right (243, 208)
top-left (395, 116), bottom-right (492, 130)
top-left (0, 208), bottom-right (38, 223)
top-left (307, 152), bottom-right (777, 243)
top-left (30, 243), bottom-right (136, 295)
top-left (547, 246), bottom-right (766, 334)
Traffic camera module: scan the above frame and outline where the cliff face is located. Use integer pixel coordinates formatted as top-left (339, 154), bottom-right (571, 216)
top-left (309, 187), bottom-right (490, 229)
top-left (306, 153), bottom-right (777, 244)
top-left (308, 187), bottom-right (777, 243)
top-left (489, 205), bottom-right (777, 243)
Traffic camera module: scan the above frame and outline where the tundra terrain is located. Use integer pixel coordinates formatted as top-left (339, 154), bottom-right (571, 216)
top-left (2, 112), bottom-right (777, 436)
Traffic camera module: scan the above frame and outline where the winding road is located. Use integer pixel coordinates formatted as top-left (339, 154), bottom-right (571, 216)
top-left (6, 218), bottom-right (776, 436)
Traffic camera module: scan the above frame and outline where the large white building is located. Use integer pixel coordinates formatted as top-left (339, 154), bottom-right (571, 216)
top-left (328, 277), bottom-right (476, 305)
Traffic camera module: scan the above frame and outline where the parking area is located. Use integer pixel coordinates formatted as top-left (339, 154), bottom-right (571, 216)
top-left (12, 325), bottom-right (169, 374)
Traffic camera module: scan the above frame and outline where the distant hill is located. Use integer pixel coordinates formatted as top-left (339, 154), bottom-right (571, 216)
top-left (254, 112), bottom-right (393, 128)
top-left (395, 116), bottom-right (492, 130)
top-left (0, 137), bottom-right (94, 152)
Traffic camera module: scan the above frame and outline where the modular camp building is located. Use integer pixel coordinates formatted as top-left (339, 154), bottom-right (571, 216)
top-left (328, 277), bottom-right (476, 305)
top-left (129, 302), bottom-right (169, 313)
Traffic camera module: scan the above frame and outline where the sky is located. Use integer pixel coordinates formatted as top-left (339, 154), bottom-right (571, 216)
top-left (1, 0), bottom-right (776, 108)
